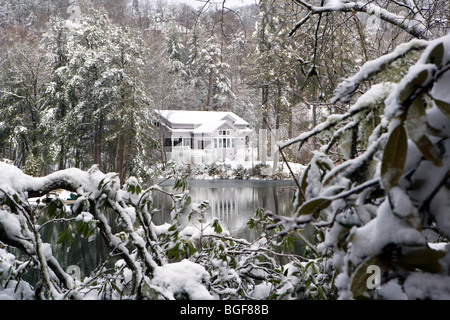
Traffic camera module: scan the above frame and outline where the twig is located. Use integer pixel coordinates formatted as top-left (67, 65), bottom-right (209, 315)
top-left (37, 217), bottom-right (78, 232)
top-left (291, 0), bottom-right (431, 39)
top-left (278, 144), bottom-right (303, 198)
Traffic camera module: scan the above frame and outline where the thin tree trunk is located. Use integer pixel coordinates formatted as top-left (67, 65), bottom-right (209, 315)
top-left (205, 72), bottom-right (213, 111)
top-left (93, 115), bottom-right (103, 167)
top-left (261, 84), bottom-right (269, 165)
top-left (58, 142), bottom-right (66, 170)
top-left (117, 135), bottom-right (125, 185)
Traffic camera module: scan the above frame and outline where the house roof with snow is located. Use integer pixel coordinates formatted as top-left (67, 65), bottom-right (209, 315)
top-left (193, 120), bottom-right (230, 134)
top-left (155, 110), bottom-right (251, 134)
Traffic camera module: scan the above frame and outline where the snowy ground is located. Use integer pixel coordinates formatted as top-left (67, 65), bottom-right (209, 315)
top-left (221, 159), bottom-right (304, 174)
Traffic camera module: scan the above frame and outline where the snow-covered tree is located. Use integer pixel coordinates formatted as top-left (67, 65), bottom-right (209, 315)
top-left (249, 0), bottom-right (364, 164)
top-left (0, 29), bottom-right (51, 174)
top-left (251, 0), bottom-right (306, 132)
top-left (187, 33), bottom-right (235, 111)
top-left (276, 29), bottom-right (450, 299)
top-left (42, 11), bottom-right (156, 181)
top-left (164, 21), bottom-right (187, 75)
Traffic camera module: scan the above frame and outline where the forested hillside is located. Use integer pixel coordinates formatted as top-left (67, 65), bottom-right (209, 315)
top-left (1, 0), bottom-right (261, 181)
top-left (5, 0), bottom-right (447, 180)
top-left (1, 0), bottom-right (450, 301)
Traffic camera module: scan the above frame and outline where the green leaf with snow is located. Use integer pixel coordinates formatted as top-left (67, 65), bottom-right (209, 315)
top-left (399, 70), bottom-right (428, 104)
top-left (434, 98), bottom-right (450, 120)
top-left (111, 282), bottom-right (124, 296)
top-left (381, 124), bottom-right (408, 191)
top-left (127, 184), bottom-right (135, 194)
top-left (350, 255), bottom-right (379, 298)
top-left (406, 98), bottom-right (443, 167)
top-left (13, 193), bottom-right (20, 204)
top-left (395, 247), bottom-right (445, 273)
top-left (75, 220), bottom-right (94, 238)
top-left (281, 235), bottom-right (296, 252)
top-left (426, 42), bottom-right (444, 67)
top-left (212, 219), bottom-right (223, 234)
top-left (57, 228), bottom-right (74, 246)
top-left (187, 241), bottom-right (197, 256)
top-left (57, 228), bottom-right (68, 244)
top-left (167, 242), bottom-right (180, 261)
top-left (296, 198), bottom-right (331, 217)
top-left (47, 198), bottom-right (65, 218)
top-left (294, 164), bottom-right (310, 208)
top-left (173, 177), bottom-right (188, 191)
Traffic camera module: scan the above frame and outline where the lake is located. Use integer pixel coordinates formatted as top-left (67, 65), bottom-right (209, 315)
top-left (152, 179), bottom-right (296, 241)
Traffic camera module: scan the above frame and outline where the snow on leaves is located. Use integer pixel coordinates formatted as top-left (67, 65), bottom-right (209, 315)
top-left (291, 0), bottom-right (432, 40)
top-left (0, 161), bottom-right (326, 300)
top-left (276, 32), bottom-right (450, 299)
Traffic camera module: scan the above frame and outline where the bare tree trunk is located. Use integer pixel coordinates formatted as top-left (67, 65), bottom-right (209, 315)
top-left (117, 135), bottom-right (125, 185)
top-left (205, 72), bottom-right (213, 111)
top-left (275, 84), bottom-right (281, 129)
top-left (58, 143), bottom-right (66, 170)
top-left (262, 84), bottom-right (269, 129)
top-left (260, 84), bottom-right (269, 166)
top-left (93, 116), bottom-right (102, 167)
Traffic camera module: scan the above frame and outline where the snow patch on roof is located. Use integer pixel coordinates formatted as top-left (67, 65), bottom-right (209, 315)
top-left (192, 120), bottom-right (229, 133)
top-left (156, 110), bottom-right (249, 126)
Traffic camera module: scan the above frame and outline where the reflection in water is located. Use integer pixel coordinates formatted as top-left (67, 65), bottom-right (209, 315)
top-left (152, 180), bottom-right (296, 241)
top-left (37, 211), bottom-right (117, 281)
top-left (39, 180), bottom-right (296, 279)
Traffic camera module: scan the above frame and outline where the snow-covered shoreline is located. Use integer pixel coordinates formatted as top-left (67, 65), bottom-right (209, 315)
top-left (148, 160), bottom-right (305, 182)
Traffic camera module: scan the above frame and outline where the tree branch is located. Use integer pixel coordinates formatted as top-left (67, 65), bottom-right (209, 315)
top-left (331, 38), bottom-right (428, 104)
top-left (291, 0), bottom-right (431, 40)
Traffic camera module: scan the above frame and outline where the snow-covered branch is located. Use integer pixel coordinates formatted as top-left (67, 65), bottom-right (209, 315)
top-left (331, 38), bottom-right (428, 104)
top-left (279, 82), bottom-right (394, 150)
top-left (292, 0), bottom-right (432, 40)
top-left (1, 161), bottom-right (322, 299)
top-left (275, 32), bottom-right (450, 300)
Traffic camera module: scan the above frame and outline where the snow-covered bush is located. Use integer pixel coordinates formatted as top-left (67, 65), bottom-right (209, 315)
top-left (0, 161), bottom-right (319, 300)
top-left (277, 33), bottom-right (450, 299)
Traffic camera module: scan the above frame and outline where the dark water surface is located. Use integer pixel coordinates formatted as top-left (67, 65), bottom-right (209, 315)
top-left (152, 179), bottom-right (296, 240)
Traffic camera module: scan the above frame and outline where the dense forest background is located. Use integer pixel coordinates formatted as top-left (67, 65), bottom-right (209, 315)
top-left (1, 0), bottom-right (450, 301)
top-left (3, 0), bottom-right (447, 184)
top-left (1, 0), bottom-right (262, 183)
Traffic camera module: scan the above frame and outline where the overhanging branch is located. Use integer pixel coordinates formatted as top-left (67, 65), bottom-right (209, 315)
top-left (291, 0), bottom-right (431, 40)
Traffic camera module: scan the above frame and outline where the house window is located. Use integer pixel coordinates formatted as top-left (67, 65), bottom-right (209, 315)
top-left (197, 140), bottom-right (205, 150)
top-left (219, 130), bottom-right (231, 136)
top-left (173, 138), bottom-right (182, 147)
top-left (214, 138), bottom-right (234, 149)
top-left (173, 138), bottom-right (191, 148)
top-left (183, 138), bottom-right (191, 147)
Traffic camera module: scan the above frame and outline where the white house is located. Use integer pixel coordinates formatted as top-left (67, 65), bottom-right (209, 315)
top-left (155, 110), bottom-right (254, 164)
